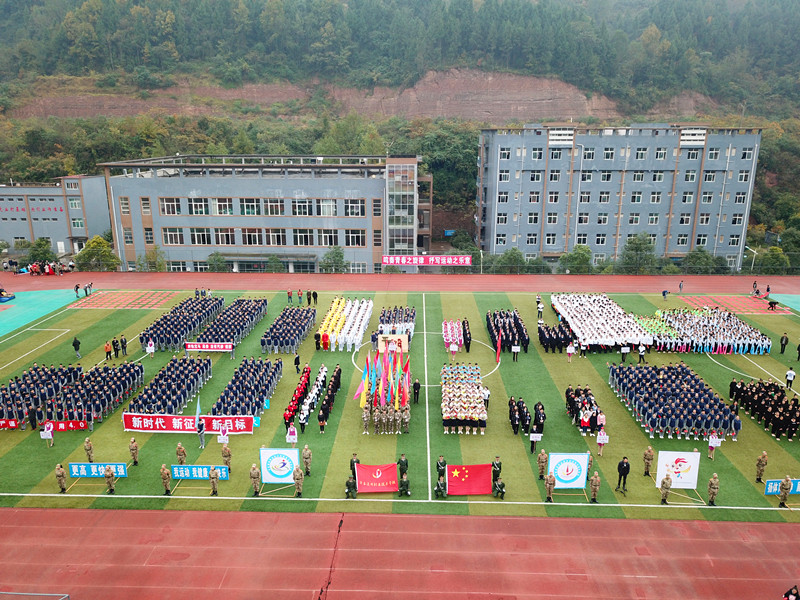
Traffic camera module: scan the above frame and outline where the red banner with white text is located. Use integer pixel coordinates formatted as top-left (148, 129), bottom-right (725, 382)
top-left (44, 420), bottom-right (88, 432)
top-left (184, 341), bottom-right (234, 352)
top-left (122, 413), bottom-right (253, 434)
top-left (355, 463), bottom-right (399, 492)
top-left (0, 419), bottom-right (19, 430)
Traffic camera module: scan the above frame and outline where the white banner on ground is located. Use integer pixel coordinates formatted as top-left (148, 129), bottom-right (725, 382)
top-left (259, 448), bottom-right (300, 484)
top-left (655, 451), bottom-right (701, 489)
top-left (547, 453), bottom-right (590, 489)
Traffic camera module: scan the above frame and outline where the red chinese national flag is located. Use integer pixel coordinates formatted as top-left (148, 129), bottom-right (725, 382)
top-left (447, 464), bottom-right (492, 495)
top-left (354, 463), bottom-right (399, 492)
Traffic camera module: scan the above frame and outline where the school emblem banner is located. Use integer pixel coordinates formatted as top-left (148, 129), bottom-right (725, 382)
top-left (655, 451), bottom-right (701, 489)
top-left (355, 463), bottom-right (399, 492)
top-left (259, 448), bottom-right (299, 484)
top-left (548, 453), bottom-right (589, 489)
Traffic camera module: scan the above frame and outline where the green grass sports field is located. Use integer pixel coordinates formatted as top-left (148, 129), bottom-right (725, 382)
top-left (1, 288), bottom-right (799, 523)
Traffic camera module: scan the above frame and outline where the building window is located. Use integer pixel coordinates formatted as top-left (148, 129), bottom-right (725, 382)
top-left (635, 148), bottom-right (647, 160)
top-left (119, 197), bottom-right (130, 215)
top-left (685, 170), bottom-right (696, 182)
top-left (293, 228), bottom-right (314, 246)
top-left (68, 197), bottom-right (81, 210)
top-left (240, 198), bottom-right (261, 216)
top-left (583, 148), bottom-right (595, 160)
top-left (530, 171), bottom-right (542, 183)
top-left (703, 171), bottom-right (715, 182)
top-left (653, 171), bottom-right (664, 182)
top-left (344, 198), bottom-right (365, 217)
top-left (548, 192), bottom-right (559, 203)
top-left (498, 192), bottom-right (509, 203)
top-left (727, 255), bottom-right (737, 268)
top-left (167, 261), bottom-right (187, 272)
top-left (194, 261), bottom-right (209, 272)
top-left (650, 192), bottom-right (662, 204)
top-left (633, 171), bottom-right (644, 182)
top-left (708, 148), bottom-right (720, 160)
top-left (318, 228), bottom-right (338, 246)
top-left (699, 214), bottom-right (711, 225)
top-left (576, 233), bottom-right (588, 245)
top-left (528, 191), bottom-right (540, 203)
top-left (144, 228), bottom-right (154, 244)
top-left (655, 147), bottom-right (667, 160)
top-left (291, 199), bottom-right (311, 216)
top-left (372, 230), bottom-right (383, 247)
top-left (141, 197), bottom-right (151, 215)
top-left (677, 234), bottom-right (688, 246)
top-left (596, 233), bottom-right (607, 245)
top-left (188, 197), bottom-right (209, 215)
top-left (731, 213), bottom-right (744, 226)
top-left (679, 213), bottom-right (691, 225)
top-left (190, 228), bottom-right (212, 245)
top-left (500, 147), bottom-right (511, 160)
top-left (581, 171), bottom-right (592, 182)
top-left (597, 213), bottom-right (609, 225)
top-left (159, 197), bottom-right (181, 215)
top-left (526, 233), bottom-right (538, 245)
top-left (578, 213), bottom-right (589, 225)
top-left (549, 170), bottom-right (560, 182)
top-left (682, 192), bottom-right (694, 204)
top-left (579, 192), bottom-right (591, 203)
top-left (550, 149), bottom-right (562, 160)
top-left (545, 233), bottom-right (556, 245)
top-left (729, 234), bottom-right (740, 246)
top-left (648, 233), bottom-right (657, 245)
top-left (734, 192), bottom-right (746, 204)
top-left (123, 227), bottom-right (133, 245)
top-left (349, 262), bottom-right (367, 274)
top-left (345, 229), bottom-right (366, 247)
top-left (316, 199), bottom-right (337, 217)
top-left (531, 148), bottom-right (543, 160)
top-left (215, 228), bottom-right (235, 245)
top-left (599, 191), bottom-right (610, 203)
top-left (242, 228), bottom-right (263, 245)
top-left (65, 181), bottom-right (79, 190)
top-left (702, 192), bottom-right (714, 204)
top-left (499, 170), bottom-right (510, 182)
top-left (593, 253), bottom-right (606, 265)
top-left (630, 192), bottom-right (642, 204)
top-left (372, 198), bottom-right (382, 217)
top-left (687, 149), bottom-right (699, 160)
top-left (601, 171), bottom-right (612, 182)
top-left (496, 233), bottom-right (506, 246)
top-left (603, 148), bottom-right (614, 160)
top-left (738, 170), bottom-right (750, 182)
top-left (71, 218), bottom-right (84, 228)
top-left (266, 199), bottom-right (283, 216)
top-left (528, 213), bottom-right (539, 225)
top-left (497, 213), bottom-right (508, 225)
top-left (741, 147), bottom-right (754, 160)
top-left (266, 228), bottom-right (286, 246)
top-left (648, 213), bottom-right (659, 225)
top-left (629, 213), bottom-right (640, 225)
top-left (696, 234), bottom-right (708, 246)
top-left (211, 198), bottom-right (233, 215)
top-left (546, 213), bottom-right (558, 225)
top-left (162, 227), bottom-right (184, 245)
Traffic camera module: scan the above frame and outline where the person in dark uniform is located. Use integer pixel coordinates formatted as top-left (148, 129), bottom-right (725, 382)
top-left (781, 333), bottom-right (789, 354)
top-left (493, 476), bottom-right (506, 499)
top-left (398, 473), bottom-right (411, 497)
top-left (345, 475), bottom-right (357, 499)
top-left (413, 379), bottom-right (421, 404)
top-left (616, 456), bottom-right (630, 491)
top-left (294, 352), bottom-right (300, 374)
top-left (397, 453), bottom-right (408, 478)
top-left (436, 455), bottom-right (447, 479)
top-left (350, 453), bottom-right (360, 477)
top-left (312, 291), bottom-right (318, 306)
top-left (491, 456), bottom-right (502, 482)
top-left (434, 475), bottom-right (447, 499)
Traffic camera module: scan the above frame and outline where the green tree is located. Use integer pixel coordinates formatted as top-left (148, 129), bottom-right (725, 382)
top-left (0, 239), bottom-right (9, 252)
top-left (73, 235), bottom-right (121, 271)
top-left (681, 247), bottom-right (716, 274)
top-left (101, 229), bottom-right (114, 244)
top-left (265, 255), bottom-right (287, 273)
top-left (382, 265), bottom-right (402, 274)
top-left (558, 245), bottom-right (593, 274)
top-left (757, 246), bottom-right (790, 274)
top-left (27, 237), bottom-right (57, 264)
top-left (780, 228), bottom-right (800, 267)
top-left (618, 233), bottom-right (659, 274)
top-left (318, 246), bottom-right (348, 273)
top-left (207, 251), bottom-right (228, 272)
top-left (136, 245), bottom-right (167, 272)
top-left (493, 247), bottom-right (527, 274)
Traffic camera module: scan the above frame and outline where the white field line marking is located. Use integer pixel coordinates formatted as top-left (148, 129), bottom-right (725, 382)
top-left (0, 330), bottom-right (71, 371)
top-left (0, 307), bottom-right (73, 344)
top-left (423, 293), bottom-right (431, 501)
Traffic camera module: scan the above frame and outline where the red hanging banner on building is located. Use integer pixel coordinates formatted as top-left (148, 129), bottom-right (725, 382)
top-left (354, 463), bottom-right (399, 492)
top-left (447, 464), bottom-right (492, 495)
top-left (122, 413), bottom-right (254, 434)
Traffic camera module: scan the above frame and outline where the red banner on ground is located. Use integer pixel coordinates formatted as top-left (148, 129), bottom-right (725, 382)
top-left (447, 464), bottom-right (492, 495)
top-left (122, 413), bottom-right (253, 434)
top-left (184, 342), bottom-right (234, 352)
top-left (0, 419), bottom-right (19, 430)
top-left (355, 463), bottom-right (399, 492)
top-left (44, 420), bottom-right (87, 431)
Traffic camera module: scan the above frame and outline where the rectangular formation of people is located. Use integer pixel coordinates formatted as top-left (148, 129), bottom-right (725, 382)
top-left (315, 297), bottom-right (373, 352)
top-left (441, 363), bottom-right (487, 435)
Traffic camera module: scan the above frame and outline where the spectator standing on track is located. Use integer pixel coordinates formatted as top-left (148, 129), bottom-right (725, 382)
top-left (74, 284), bottom-right (80, 298)
top-left (679, 280), bottom-right (684, 294)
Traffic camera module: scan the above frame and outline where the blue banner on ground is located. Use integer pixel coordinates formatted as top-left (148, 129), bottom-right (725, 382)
top-left (69, 463), bottom-right (127, 478)
top-left (171, 465), bottom-right (230, 480)
top-left (764, 479), bottom-right (800, 495)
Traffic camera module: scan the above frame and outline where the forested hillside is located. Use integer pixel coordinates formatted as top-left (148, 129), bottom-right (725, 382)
top-left (0, 0), bottom-right (799, 115)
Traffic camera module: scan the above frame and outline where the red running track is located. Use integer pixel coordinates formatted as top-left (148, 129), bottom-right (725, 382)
top-left (1, 508), bottom-right (798, 599)
top-left (6, 272), bottom-right (800, 294)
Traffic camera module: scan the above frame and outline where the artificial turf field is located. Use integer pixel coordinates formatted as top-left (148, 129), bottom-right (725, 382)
top-left (2, 282), bottom-right (800, 525)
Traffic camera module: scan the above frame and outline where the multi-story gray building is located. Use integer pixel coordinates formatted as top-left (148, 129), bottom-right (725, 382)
top-left (97, 155), bottom-right (432, 273)
top-left (0, 176), bottom-right (109, 255)
top-left (478, 124), bottom-right (761, 270)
